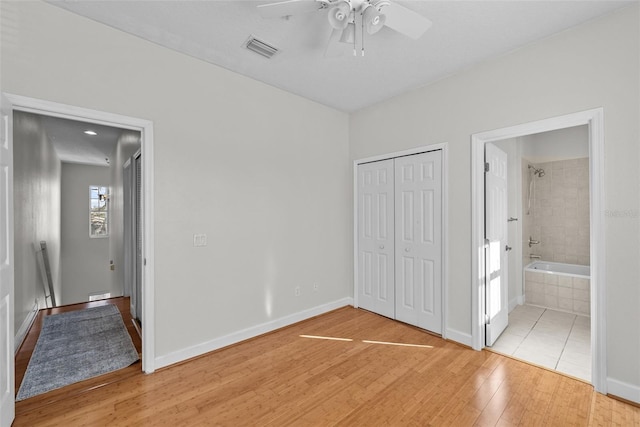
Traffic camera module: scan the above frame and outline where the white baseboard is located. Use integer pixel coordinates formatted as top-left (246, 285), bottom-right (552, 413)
top-left (15, 301), bottom-right (39, 354)
top-left (155, 297), bottom-right (354, 370)
top-left (607, 378), bottom-right (640, 404)
top-left (508, 296), bottom-right (524, 313)
top-left (445, 327), bottom-right (473, 347)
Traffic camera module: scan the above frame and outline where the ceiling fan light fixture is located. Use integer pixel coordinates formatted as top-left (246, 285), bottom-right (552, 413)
top-left (328, 1), bottom-right (351, 30)
top-left (339, 22), bottom-right (356, 43)
top-left (363, 5), bottom-right (386, 35)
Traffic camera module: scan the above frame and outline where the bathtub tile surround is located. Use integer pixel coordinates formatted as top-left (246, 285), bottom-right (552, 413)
top-left (490, 305), bottom-right (591, 382)
top-left (522, 157), bottom-right (590, 266)
top-left (525, 268), bottom-right (591, 315)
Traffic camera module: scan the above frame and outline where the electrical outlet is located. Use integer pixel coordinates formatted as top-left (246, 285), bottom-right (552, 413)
top-left (313, 284), bottom-right (319, 292)
top-left (295, 286), bottom-right (301, 297)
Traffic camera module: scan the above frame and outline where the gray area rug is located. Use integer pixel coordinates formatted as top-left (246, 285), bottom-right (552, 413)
top-left (17, 304), bottom-right (139, 401)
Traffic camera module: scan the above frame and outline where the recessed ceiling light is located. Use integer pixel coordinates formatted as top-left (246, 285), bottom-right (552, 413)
top-left (84, 130), bottom-right (98, 136)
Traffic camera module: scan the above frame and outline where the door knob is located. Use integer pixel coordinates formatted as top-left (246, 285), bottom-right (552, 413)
top-left (405, 248), bottom-right (410, 252)
top-left (505, 245), bottom-right (512, 252)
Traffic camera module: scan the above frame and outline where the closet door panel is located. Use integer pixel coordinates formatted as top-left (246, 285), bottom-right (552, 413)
top-left (357, 160), bottom-right (395, 318)
top-left (395, 151), bottom-right (442, 333)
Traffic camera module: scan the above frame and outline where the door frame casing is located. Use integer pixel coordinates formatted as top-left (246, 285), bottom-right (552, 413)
top-left (353, 142), bottom-right (449, 338)
top-left (470, 108), bottom-right (605, 393)
top-left (3, 93), bottom-right (156, 374)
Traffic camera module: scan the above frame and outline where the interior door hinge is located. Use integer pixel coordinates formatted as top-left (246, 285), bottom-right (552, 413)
top-left (484, 162), bottom-right (490, 173)
top-left (485, 314), bottom-right (490, 325)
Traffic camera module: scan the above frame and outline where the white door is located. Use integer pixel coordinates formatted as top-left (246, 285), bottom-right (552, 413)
top-left (123, 158), bottom-right (134, 316)
top-left (0, 94), bottom-right (15, 427)
top-left (357, 160), bottom-right (395, 319)
top-left (394, 151), bottom-right (442, 333)
top-left (134, 153), bottom-right (142, 323)
top-left (485, 143), bottom-right (509, 346)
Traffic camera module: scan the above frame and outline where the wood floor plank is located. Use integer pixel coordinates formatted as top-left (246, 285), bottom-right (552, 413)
top-left (13, 306), bottom-right (640, 426)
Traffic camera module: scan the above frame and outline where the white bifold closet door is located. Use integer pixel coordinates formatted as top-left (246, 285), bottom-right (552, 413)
top-left (358, 150), bottom-right (442, 334)
top-left (357, 159), bottom-right (395, 319)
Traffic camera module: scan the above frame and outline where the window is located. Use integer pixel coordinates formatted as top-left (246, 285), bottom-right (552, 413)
top-left (90, 186), bottom-right (109, 238)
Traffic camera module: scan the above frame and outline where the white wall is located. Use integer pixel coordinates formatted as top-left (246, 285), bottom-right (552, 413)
top-left (522, 125), bottom-right (589, 162)
top-left (350, 5), bottom-right (639, 396)
top-left (60, 163), bottom-right (111, 304)
top-left (12, 111), bottom-right (61, 334)
top-left (0, 1), bottom-right (351, 360)
top-left (108, 131), bottom-right (141, 297)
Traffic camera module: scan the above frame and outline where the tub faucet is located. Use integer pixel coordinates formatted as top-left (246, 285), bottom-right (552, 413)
top-left (528, 236), bottom-right (540, 248)
top-left (529, 254), bottom-right (541, 259)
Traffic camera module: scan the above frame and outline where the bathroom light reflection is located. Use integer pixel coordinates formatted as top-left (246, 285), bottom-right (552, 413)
top-left (362, 340), bottom-right (433, 349)
top-left (299, 335), bottom-right (433, 348)
top-left (299, 335), bottom-right (353, 342)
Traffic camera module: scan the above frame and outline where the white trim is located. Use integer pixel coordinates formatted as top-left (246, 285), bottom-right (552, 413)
top-left (155, 297), bottom-right (354, 370)
top-left (441, 145), bottom-right (449, 340)
top-left (470, 108), bottom-right (606, 393)
top-left (352, 164), bottom-right (359, 308)
top-left (444, 328), bottom-right (472, 347)
top-left (4, 93), bottom-right (156, 374)
top-left (353, 143), bottom-right (449, 338)
top-left (508, 296), bottom-right (523, 313)
top-left (14, 301), bottom-right (38, 354)
top-left (607, 378), bottom-right (640, 404)
top-left (139, 126), bottom-right (155, 373)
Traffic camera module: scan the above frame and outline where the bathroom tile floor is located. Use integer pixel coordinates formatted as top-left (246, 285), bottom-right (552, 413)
top-left (489, 304), bottom-right (591, 382)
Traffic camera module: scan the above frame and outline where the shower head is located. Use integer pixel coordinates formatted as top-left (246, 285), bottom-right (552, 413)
top-left (528, 165), bottom-right (545, 177)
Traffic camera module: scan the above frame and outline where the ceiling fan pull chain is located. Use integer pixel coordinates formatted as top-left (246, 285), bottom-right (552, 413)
top-left (361, 12), bottom-right (365, 56)
top-left (353, 16), bottom-right (357, 56)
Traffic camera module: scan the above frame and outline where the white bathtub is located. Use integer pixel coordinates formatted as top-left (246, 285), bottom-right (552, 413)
top-left (524, 261), bottom-right (591, 315)
top-left (525, 261), bottom-right (590, 279)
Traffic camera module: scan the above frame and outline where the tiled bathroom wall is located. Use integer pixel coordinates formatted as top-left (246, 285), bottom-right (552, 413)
top-left (522, 157), bottom-right (590, 266)
top-left (524, 270), bottom-right (591, 315)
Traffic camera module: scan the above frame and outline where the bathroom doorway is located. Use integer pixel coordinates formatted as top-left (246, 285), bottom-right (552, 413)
top-left (490, 126), bottom-right (592, 382)
top-left (470, 108), bottom-right (605, 393)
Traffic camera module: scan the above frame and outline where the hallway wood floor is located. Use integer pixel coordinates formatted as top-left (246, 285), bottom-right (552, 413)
top-left (14, 297), bottom-right (142, 418)
top-left (14, 306), bottom-right (639, 426)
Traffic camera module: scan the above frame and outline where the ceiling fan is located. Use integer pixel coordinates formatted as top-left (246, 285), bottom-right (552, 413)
top-left (257, 0), bottom-right (432, 56)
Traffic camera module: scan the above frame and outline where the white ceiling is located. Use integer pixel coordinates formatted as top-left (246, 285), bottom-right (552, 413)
top-left (39, 114), bottom-right (124, 166)
top-left (48, 0), bottom-right (633, 112)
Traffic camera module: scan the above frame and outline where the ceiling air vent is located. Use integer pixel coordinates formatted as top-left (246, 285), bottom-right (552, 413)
top-left (245, 36), bottom-right (278, 59)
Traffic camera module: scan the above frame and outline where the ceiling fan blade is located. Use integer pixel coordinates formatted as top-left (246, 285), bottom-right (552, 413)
top-left (324, 28), bottom-right (346, 58)
top-left (257, 0), bottom-right (325, 19)
top-left (380, 2), bottom-right (432, 40)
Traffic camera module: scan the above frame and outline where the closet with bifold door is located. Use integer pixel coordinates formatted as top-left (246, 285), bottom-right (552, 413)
top-left (357, 149), bottom-right (443, 334)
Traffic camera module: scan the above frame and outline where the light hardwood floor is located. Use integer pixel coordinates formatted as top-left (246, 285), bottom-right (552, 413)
top-left (14, 305), bottom-right (640, 426)
top-left (15, 297), bottom-right (142, 417)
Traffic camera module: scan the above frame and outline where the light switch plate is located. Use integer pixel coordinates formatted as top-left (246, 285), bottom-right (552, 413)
top-left (193, 234), bottom-right (207, 247)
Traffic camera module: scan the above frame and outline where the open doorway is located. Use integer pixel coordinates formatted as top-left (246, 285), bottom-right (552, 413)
top-left (12, 110), bottom-right (143, 393)
top-left (12, 111), bottom-right (141, 310)
top-left (1, 92), bottom-right (155, 424)
top-left (470, 108), bottom-right (606, 393)
top-left (487, 126), bottom-right (591, 382)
